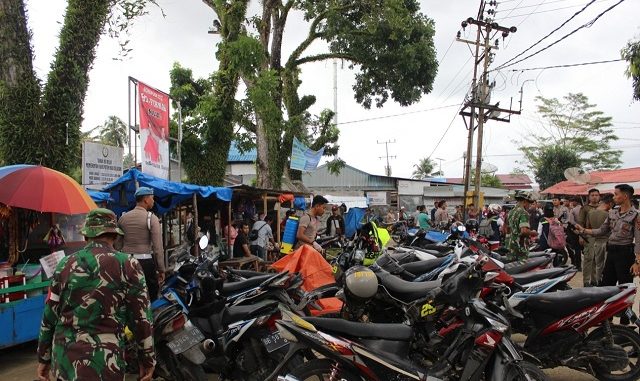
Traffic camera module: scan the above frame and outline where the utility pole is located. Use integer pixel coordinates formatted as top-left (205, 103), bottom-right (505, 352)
top-left (377, 139), bottom-right (396, 177)
top-left (333, 60), bottom-right (338, 125)
top-left (435, 157), bottom-right (445, 176)
top-left (457, 0), bottom-right (520, 217)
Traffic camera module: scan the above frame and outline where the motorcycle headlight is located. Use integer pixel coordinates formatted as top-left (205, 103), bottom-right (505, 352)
top-left (485, 316), bottom-right (509, 333)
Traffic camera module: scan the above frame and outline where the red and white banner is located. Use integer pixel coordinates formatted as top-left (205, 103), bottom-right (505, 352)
top-left (138, 81), bottom-right (170, 179)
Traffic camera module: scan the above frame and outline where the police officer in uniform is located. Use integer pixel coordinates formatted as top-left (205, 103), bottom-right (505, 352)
top-left (578, 184), bottom-right (640, 291)
top-left (118, 187), bottom-right (166, 301)
top-left (37, 208), bottom-right (154, 381)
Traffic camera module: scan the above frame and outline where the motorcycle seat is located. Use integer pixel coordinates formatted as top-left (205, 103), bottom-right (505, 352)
top-left (524, 286), bottom-right (620, 317)
top-left (303, 317), bottom-right (413, 341)
top-left (419, 244), bottom-right (452, 253)
top-left (227, 268), bottom-right (267, 278)
top-left (376, 269), bottom-right (441, 303)
top-left (510, 267), bottom-right (570, 285)
top-left (504, 257), bottom-right (549, 275)
top-left (529, 251), bottom-right (549, 258)
top-left (401, 256), bottom-right (451, 275)
top-left (224, 299), bottom-right (279, 325)
top-left (222, 274), bottom-right (275, 295)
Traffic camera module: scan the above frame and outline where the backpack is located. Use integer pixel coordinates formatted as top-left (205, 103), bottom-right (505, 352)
top-left (478, 218), bottom-right (494, 237)
top-left (248, 222), bottom-right (267, 241)
top-left (547, 217), bottom-right (567, 250)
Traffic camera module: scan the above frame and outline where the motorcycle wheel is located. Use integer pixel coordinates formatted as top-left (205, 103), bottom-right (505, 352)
top-left (586, 325), bottom-right (640, 381)
top-left (503, 361), bottom-right (548, 381)
top-left (178, 356), bottom-right (207, 381)
top-left (157, 344), bottom-right (207, 381)
top-left (287, 359), bottom-right (361, 380)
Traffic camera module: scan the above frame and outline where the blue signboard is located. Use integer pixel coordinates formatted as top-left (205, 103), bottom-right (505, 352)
top-left (290, 137), bottom-right (324, 171)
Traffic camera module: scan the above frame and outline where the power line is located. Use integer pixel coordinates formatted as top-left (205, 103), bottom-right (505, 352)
top-left (508, 58), bottom-right (624, 71)
top-left (498, 0), bottom-right (576, 14)
top-left (494, 0), bottom-right (598, 69)
top-left (496, 0), bottom-right (612, 20)
top-left (495, 0), bottom-right (626, 70)
top-left (336, 104), bottom-right (460, 125)
top-left (438, 38), bottom-right (456, 65)
top-left (427, 101), bottom-right (466, 159)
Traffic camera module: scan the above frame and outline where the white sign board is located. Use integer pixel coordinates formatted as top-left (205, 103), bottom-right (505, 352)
top-left (367, 191), bottom-right (388, 206)
top-left (82, 141), bottom-right (124, 189)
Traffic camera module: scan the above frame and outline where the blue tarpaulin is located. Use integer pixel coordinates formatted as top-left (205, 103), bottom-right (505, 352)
top-left (102, 168), bottom-right (232, 216)
top-left (344, 207), bottom-right (366, 238)
top-left (87, 190), bottom-right (113, 203)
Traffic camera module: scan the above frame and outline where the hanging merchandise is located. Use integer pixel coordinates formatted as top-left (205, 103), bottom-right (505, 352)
top-left (0, 203), bottom-right (12, 220)
top-left (43, 225), bottom-right (66, 253)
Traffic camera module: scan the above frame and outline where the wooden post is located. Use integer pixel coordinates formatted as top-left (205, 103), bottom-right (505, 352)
top-left (227, 202), bottom-right (232, 257)
top-left (263, 193), bottom-right (268, 219)
top-left (276, 202), bottom-right (281, 244)
top-left (193, 193), bottom-right (199, 256)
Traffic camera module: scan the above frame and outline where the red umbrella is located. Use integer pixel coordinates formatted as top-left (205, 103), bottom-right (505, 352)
top-left (0, 165), bottom-right (97, 214)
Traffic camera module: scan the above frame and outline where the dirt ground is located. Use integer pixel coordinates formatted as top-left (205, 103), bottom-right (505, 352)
top-left (0, 271), bottom-right (633, 381)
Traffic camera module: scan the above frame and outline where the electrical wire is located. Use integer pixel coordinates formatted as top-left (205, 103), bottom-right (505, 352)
top-left (336, 104), bottom-right (460, 125)
top-left (515, 0), bottom-right (547, 27)
top-left (495, 0), bottom-right (626, 70)
top-left (438, 38), bottom-right (456, 65)
top-left (496, 0), bottom-right (612, 20)
top-left (497, 0), bottom-right (578, 13)
top-left (508, 58), bottom-right (624, 71)
top-left (427, 101), bottom-right (466, 159)
top-left (494, 0), bottom-right (598, 69)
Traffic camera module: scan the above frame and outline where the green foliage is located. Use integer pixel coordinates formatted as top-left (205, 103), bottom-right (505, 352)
top-left (534, 145), bottom-right (581, 191)
top-left (622, 39), bottom-right (640, 101)
top-left (96, 115), bottom-right (128, 147)
top-left (518, 93), bottom-right (621, 172)
top-left (412, 157), bottom-right (436, 179)
top-left (470, 173), bottom-right (503, 188)
top-left (293, 0), bottom-right (438, 108)
top-left (0, 0), bottom-right (154, 174)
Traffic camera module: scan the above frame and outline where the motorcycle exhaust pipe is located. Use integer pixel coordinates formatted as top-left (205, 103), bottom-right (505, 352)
top-left (202, 339), bottom-right (215, 353)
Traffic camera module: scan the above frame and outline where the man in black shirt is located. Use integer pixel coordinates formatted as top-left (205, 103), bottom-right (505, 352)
top-left (233, 222), bottom-right (252, 258)
top-left (326, 205), bottom-right (346, 237)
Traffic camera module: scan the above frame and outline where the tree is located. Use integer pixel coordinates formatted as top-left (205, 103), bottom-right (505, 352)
top-left (622, 39), bottom-right (640, 101)
top-left (517, 93), bottom-right (621, 173)
top-left (412, 157), bottom-right (436, 179)
top-left (96, 115), bottom-right (128, 148)
top-left (534, 145), bottom-right (581, 190)
top-left (0, 0), bottom-right (155, 172)
top-left (184, 0), bottom-right (438, 187)
top-left (470, 172), bottom-right (503, 188)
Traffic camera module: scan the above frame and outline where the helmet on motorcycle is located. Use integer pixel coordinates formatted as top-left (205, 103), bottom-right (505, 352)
top-left (465, 218), bottom-right (479, 231)
top-left (344, 266), bottom-right (378, 300)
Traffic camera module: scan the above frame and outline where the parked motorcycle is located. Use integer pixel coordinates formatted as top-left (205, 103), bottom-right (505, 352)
top-left (269, 257), bottom-right (548, 381)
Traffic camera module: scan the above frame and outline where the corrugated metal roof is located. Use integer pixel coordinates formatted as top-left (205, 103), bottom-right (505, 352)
top-left (228, 141), bottom-right (257, 162)
top-left (302, 164), bottom-right (396, 191)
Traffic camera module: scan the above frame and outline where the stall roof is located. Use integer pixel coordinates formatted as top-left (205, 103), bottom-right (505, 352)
top-left (87, 190), bottom-right (113, 203)
top-left (103, 168), bottom-right (232, 215)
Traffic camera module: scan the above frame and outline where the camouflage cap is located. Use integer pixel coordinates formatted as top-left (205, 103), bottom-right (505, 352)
top-left (513, 190), bottom-right (535, 202)
top-left (80, 208), bottom-right (124, 238)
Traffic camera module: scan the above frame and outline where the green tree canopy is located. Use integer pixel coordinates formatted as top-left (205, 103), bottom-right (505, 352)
top-left (182, 0), bottom-right (438, 188)
top-left (534, 145), bottom-right (581, 190)
top-left (0, 0), bottom-right (155, 172)
top-left (412, 157), bottom-right (436, 179)
top-left (622, 39), bottom-right (640, 101)
top-left (96, 115), bottom-right (128, 148)
top-left (518, 93), bottom-right (621, 174)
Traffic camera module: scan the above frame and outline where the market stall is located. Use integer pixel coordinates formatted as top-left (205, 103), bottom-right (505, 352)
top-left (0, 165), bottom-right (96, 349)
top-left (101, 168), bottom-right (233, 260)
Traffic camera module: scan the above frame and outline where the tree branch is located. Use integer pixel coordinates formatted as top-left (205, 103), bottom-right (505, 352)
top-left (295, 52), bottom-right (359, 66)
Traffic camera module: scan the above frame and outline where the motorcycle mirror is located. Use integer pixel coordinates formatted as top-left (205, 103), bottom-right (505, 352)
top-left (199, 235), bottom-right (209, 250)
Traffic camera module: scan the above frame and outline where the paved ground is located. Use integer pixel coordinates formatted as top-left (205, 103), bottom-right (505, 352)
top-left (0, 271), bottom-right (634, 381)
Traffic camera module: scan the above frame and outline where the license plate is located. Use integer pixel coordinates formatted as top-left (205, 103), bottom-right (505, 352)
top-left (166, 327), bottom-right (206, 355)
top-left (261, 331), bottom-right (288, 353)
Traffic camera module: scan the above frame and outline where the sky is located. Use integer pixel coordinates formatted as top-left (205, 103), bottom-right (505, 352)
top-left (25, 0), bottom-right (640, 181)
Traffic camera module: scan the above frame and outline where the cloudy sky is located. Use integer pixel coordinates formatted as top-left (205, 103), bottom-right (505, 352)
top-left (26, 0), bottom-right (640, 180)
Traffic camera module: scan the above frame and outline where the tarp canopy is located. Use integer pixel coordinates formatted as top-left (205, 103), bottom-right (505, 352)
top-left (87, 190), bottom-right (113, 203)
top-left (541, 167), bottom-right (640, 196)
top-left (103, 168), bottom-right (233, 215)
top-left (344, 207), bottom-right (366, 238)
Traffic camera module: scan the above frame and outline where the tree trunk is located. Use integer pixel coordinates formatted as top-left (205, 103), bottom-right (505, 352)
top-left (39, 0), bottom-right (111, 172)
top-left (0, 0), bottom-right (44, 165)
top-left (255, 115), bottom-right (271, 188)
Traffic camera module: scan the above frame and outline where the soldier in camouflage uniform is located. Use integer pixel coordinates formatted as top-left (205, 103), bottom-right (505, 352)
top-left (37, 208), bottom-right (155, 381)
top-left (505, 191), bottom-right (537, 261)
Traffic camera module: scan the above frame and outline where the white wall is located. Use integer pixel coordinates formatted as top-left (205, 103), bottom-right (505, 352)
top-left (226, 163), bottom-right (256, 176)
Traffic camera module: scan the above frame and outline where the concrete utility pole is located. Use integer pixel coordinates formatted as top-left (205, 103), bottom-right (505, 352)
top-left (377, 139), bottom-right (396, 177)
top-left (457, 0), bottom-right (521, 217)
